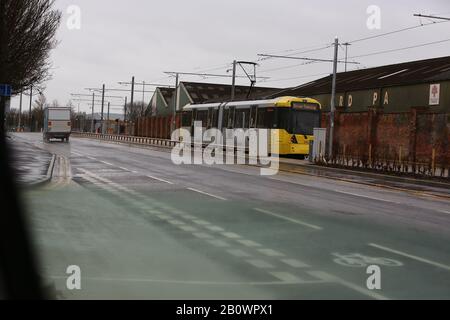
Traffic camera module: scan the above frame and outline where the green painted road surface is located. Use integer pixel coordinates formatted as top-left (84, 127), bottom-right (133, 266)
top-left (12, 133), bottom-right (450, 300)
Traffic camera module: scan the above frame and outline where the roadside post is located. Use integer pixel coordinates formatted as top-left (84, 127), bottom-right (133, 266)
top-left (0, 84), bottom-right (12, 132)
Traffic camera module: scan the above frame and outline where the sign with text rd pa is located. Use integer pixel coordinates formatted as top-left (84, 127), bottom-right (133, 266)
top-left (0, 84), bottom-right (12, 97)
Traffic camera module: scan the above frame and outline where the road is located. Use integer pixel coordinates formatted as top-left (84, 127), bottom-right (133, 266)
top-left (10, 133), bottom-right (450, 299)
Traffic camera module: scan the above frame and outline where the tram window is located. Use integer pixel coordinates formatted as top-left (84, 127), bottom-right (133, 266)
top-left (242, 109), bottom-right (250, 129)
top-left (222, 109), bottom-right (229, 128)
top-left (196, 110), bottom-right (208, 127)
top-left (208, 109), bottom-right (218, 128)
top-left (227, 107), bottom-right (235, 129)
top-left (257, 109), bottom-right (275, 128)
top-left (250, 105), bottom-right (257, 128)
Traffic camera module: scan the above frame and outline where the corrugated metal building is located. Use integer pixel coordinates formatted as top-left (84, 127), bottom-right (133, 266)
top-left (148, 81), bottom-right (280, 116)
top-left (269, 55), bottom-right (450, 113)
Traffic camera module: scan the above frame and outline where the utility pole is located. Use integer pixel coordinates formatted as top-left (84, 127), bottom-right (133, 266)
top-left (343, 42), bottom-right (351, 72)
top-left (123, 96), bottom-right (127, 135)
top-left (28, 85), bottom-right (33, 132)
top-left (100, 84), bottom-right (105, 134)
top-left (329, 37), bottom-right (339, 159)
top-left (18, 91), bottom-right (22, 130)
top-left (106, 102), bottom-right (110, 133)
top-left (172, 73), bottom-right (179, 132)
top-left (231, 60), bottom-right (237, 101)
top-left (91, 92), bottom-right (95, 133)
top-left (130, 76), bottom-right (135, 109)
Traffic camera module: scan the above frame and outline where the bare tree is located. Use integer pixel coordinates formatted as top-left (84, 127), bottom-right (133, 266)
top-left (126, 102), bottom-right (146, 123)
top-left (0, 0), bottom-right (61, 92)
top-left (30, 93), bottom-right (47, 131)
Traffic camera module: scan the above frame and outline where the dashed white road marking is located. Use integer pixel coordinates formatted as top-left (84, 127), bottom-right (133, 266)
top-left (334, 190), bottom-right (400, 204)
top-left (145, 175), bottom-right (174, 185)
top-left (253, 208), bottom-right (323, 231)
top-left (308, 270), bottom-right (388, 300)
top-left (187, 188), bottom-right (227, 201)
top-left (101, 161), bottom-right (114, 166)
top-left (178, 225), bottom-right (198, 232)
top-left (281, 259), bottom-right (310, 268)
top-left (369, 243), bottom-right (450, 271)
top-left (269, 272), bottom-right (303, 283)
top-left (192, 219), bottom-right (211, 226)
top-left (119, 166), bottom-right (130, 171)
top-left (238, 239), bottom-right (262, 247)
top-left (222, 232), bottom-right (241, 239)
top-left (438, 210), bottom-right (450, 215)
top-left (227, 249), bottom-right (251, 258)
top-left (246, 259), bottom-right (275, 269)
top-left (258, 248), bottom-right (285, 257)
top-left (168, 220), bottom-right (185, 226)
top-left (205, 225), bottom-right (225, 232)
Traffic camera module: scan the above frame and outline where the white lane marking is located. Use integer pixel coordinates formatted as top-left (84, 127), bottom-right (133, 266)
top-left (246, 259), bottom-right (275, 269)
top-left (101, 161), bottom-right (114, 166)
top-left (258, 248), bottom-right (285, 257)
top-left (168, 220), bottom-right (185, 226)
top-left (193, 232), bottom-right (213, 239)
top-left (119, 166), bottom-right (130, 171)
top-left (334, 190), bottom-right (400, 204)
top-left (131, 171), bottom-right (138, 174)
top-left (192, 219), bottom-right (211, 226)
top-left (227, 249), bottom-right (251, 258)
top-left (156, 214), bottom-right (171, 220)
top-left (438, 210), bottom-right (450, 215)
top-left (222, 232), bottom-right (241, 239)
top-left (146, 175), bottom-right (174, 185)
top-left (269, 272), bottom-right (303, 283)
top-left (87, 156), bottom-right (97, 160)
top-left (253, 208), bottom-right (323, 231)
top-left (178, 225), bottom-right (198, 232)
top-left (369, 243), bottom-right (450, 271)
top-left (238, 239), bottom-right (262, 248)
top-left (308, 270), bottom-right (388, 300)
top-left (187, 188), bottom-right (227, 201)
top-left (205, 225), bottom-right (225, 232)
top-left (207, 239), bottom-right (230, 248)
top-left (281, 259), bottom-right (310, 268)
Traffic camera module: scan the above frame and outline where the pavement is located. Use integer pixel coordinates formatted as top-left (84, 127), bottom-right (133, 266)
top-left (8, 133), bottom-right (450, 300)
top-left (7, 133), bottom-right (54, 186)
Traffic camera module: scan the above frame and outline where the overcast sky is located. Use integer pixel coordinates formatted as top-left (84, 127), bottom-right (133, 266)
top-left (11, 0), bottom-right (450, 113)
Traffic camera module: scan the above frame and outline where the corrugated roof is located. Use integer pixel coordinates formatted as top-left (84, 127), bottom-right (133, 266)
top-left (269, 55), bottom-right (450, 97)
top-left (181, 81), bottom-right (281, 103)
top-left (158, 87), bottom-right (175, 105)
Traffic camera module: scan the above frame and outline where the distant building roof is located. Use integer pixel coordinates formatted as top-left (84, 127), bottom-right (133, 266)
top-left (181, 81), bottom-right (281, 103)
top-left (270, 55), bottom-right (450, 97)
top-left (158, 87), bottom-right (175, 105)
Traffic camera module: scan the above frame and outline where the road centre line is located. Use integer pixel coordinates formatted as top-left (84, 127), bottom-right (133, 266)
top-left (253, 208), bottom-right (323, 231)
top-left (146, 175), bottom-right (174, 185)
top-left (187, 188), bottom-right (227, 201)
top-left (369, 243), bottom-right (450, 271)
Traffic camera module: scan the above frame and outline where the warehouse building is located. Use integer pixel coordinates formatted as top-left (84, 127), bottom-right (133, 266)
top-left (148, 81), bottom-right (280, 116)
top-left (270, 55), bottom-right (450, 113)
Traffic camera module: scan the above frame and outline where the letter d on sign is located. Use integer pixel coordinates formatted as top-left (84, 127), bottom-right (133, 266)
top-left (366, 265), bottom-right (381, 290)
top-left (66, 265), bottom-right (81, 290)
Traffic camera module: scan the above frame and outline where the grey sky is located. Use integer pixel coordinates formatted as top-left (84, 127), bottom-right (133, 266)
top-left (11, 0), bottom-right (450, 113)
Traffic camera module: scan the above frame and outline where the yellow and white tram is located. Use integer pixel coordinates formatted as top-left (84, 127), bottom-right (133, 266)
top-left (181, 96), bottom-right (322, 156)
